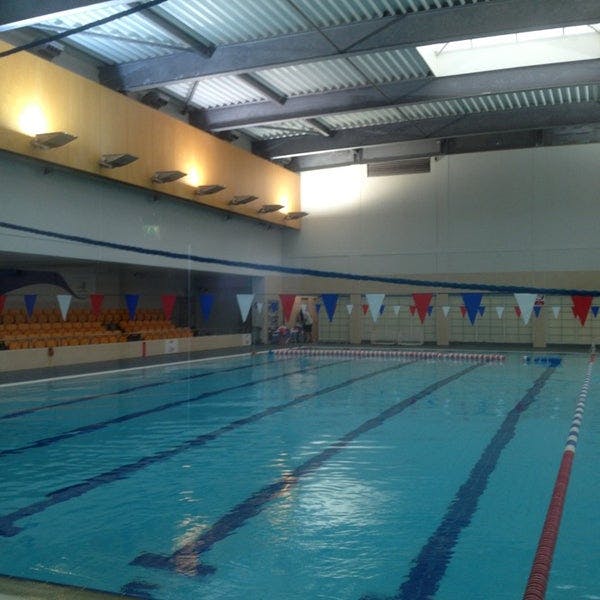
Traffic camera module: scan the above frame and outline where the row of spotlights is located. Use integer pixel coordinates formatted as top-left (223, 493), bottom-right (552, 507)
top-left (30, 132), bottom-right (308, 219)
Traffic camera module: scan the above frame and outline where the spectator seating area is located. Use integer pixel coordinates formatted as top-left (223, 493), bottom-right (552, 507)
top-left (0, 308), bottom-right (193, 350)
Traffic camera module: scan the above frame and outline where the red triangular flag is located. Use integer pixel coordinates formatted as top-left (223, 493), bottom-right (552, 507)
top-left (0, 295), bottom-right (5, 314)
top-left (361, 304), bottom-right (369, 315)
top-left (412, 293), bottom-right (433, 324)
top-left (90, 293), bottom-right (104, 317)
top-left (571, 295), bottom-right (593, 326)
top-left (514, 306), bottom-right (522, 317)
top-left (279, 294), bottom-right (296, 324)
top-left (409, 305), bottom-right (416, 316)
top-left (161, 294), bottom-right (177, 320)
top-left (460, 306), bottom-right (467, 318)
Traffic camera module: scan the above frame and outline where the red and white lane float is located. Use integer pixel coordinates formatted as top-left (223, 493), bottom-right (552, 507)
top-left (273, 347), bottom-right (505, 363)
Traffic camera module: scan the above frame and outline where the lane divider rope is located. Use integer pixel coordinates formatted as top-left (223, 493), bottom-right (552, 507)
top-left (522, 353), bottom-right (595, 600)
top-left (273, 347), bottom-right (505, 363)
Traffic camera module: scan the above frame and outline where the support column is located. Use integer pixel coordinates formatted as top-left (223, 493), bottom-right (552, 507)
top-left (349, 293), bottom-right (362, 345)
top-left (436, 293), bottom-right (449, 346)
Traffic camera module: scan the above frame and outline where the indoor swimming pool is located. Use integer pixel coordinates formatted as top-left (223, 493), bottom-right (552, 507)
top-left (0, 350), bottom-right (598, 599)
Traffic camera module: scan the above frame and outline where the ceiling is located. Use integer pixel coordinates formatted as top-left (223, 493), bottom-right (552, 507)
top-left (2, 0), bottom-right (600, 171)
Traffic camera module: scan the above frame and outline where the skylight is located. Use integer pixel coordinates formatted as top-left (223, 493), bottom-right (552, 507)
top-left (417, 25), bottom-right (600, 77)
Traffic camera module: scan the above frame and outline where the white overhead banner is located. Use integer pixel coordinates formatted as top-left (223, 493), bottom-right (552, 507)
top-left (514, 293), bottom-right (537, 325)
top-left (56, 294), bottom-right (72, 321)
top-left (236, 294), bottom-right (255, 322)
top-left (366, 293), bottom-right (385, 323)
top-left (442, 306), bottom-right (450, 318)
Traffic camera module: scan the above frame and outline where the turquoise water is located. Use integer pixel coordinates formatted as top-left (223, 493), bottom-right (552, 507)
top-left (0, 352), bottom-right (598, 599)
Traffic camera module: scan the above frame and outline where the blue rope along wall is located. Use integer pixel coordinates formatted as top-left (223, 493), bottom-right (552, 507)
top-left (1, 220), bottom-right (599, 296)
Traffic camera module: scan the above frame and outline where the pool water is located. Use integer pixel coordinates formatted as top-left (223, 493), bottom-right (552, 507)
top-left (0, 352), bottom-right (598, 599)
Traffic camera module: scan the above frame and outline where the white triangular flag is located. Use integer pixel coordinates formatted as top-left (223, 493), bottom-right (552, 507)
top-left (496, 306), bottom-right (504, 319)
top-left (56, 294), bottom-right (72, 321)
top-left (236, 294), bottom-right (254, 322)
top-left (300, 303), bottom-right (307, 313)
top-left (442, 306), bottom-right (450, 318)
top-left (514, 293), bottom-right (537, 325)
top-left (366, 293), bottom-right (385, 323)
top-left (346, 304), bottom-right (353, 315)
top-left (392, 305), bottom-right (401, 316)
top-left (255, 301), bottom-right (263, 315)
top-left (552, 306), bottom-right (560, 319)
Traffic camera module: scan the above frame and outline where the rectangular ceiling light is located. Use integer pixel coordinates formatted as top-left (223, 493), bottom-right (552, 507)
top-left (417, 24), bottom-right (600, 76)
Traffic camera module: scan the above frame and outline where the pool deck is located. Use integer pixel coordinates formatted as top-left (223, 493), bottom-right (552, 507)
top-left (0, 575), bottom-right (134, 599)
top-left (0, 342), bottom-right (590, 386)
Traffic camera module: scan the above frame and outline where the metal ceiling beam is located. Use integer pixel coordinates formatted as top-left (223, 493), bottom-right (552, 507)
top-left (0, 0), bottom-right (123, 32)
top-left (237, 74), bottom-right (287, 105)
top-left (286, 127), bottom-right (600, 171)
top-left (252, 102), bottom-right (600, 158)
top-left (98, 0), bottom-right (600, 91)
top-left (190, 59), bottom-right (600, 131)
top-left (130, 2), bottom-right (215, 57)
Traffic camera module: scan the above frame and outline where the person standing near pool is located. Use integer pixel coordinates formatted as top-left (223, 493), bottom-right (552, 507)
top-left (301, 307), bottom-right (313, 342)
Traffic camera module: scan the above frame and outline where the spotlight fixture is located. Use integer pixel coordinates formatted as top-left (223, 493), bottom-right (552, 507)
top-left (35, 41), bottom-right (63, 61)
top-left (258, 204), bottom-right (284, 214)
top-left (140, 90), bottom-right (169, 109)
top-left (32, 131), bottom-right (77, 149)
top-left (195, 184), bottom-right (226, 196)
top-left (152, 170), bottom-right (187, 184)
top-left (99, 153), bottom-right (138, 169)
top-left (230, 195), bottom-right (258, 206)
top-left (284, 211), bottom-right (309, 220)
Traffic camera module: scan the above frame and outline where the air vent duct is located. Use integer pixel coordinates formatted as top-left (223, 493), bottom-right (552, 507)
top-left (367, 157), bottom-right (430, 177)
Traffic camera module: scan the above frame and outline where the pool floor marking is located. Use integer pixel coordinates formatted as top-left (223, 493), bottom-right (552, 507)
top-left (0, 358), bottom-right (268, 420)
top-left (523, 355), bottom-right (594, 600)
top-left (0, 359), bottom-right (413, 537)
top-left (130, 362), bottom-right (481, 576)
top-left (0, 357), bottom-right (351, 459)
top-left (381, 367), bottom-right (556, 600)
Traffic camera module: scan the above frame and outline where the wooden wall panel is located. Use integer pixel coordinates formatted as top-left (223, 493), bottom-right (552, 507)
top-left (0, 41), bottom-right (301, 229)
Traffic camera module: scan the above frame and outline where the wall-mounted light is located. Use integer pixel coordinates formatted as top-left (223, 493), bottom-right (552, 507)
top-left (99, 153), bottom-right (138, 168)
top-left (284, 211), bottom-right (309, 220)
top-left (140, 90), bottom-right (169, 109)
top-left (195, 184), bottom-right (226, 196)
top-left (230, 195), bottom-right (258, 206)
top-left (258, 204), bottom-right (283, 214)
top-left (31, 131), bottom-right (77, 149)
top-left (152, 170), bottom-right (187, 183)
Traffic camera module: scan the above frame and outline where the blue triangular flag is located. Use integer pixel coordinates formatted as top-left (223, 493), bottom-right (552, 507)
top-left (592, 306), bottom-right (599, 318)
top-left (462, 293), bottom-right (483, 325)
top-left (321, 294), bottom-right (338, 323)
top-left (269, 300), bottom-right (279, 313)
top-left (380, 304), bottom-right (385, 315)
top-left (315, 303), bottom-right (322, 314)
top-left (24, 294), bottom-right (37, 318)
top-left (200, 293), bottom-right (214, 321)
top-left (427, 305), bottom-right (433, 316)
top-left (478, 306), bottom-right (485, 316)
top-left (533, 305), bottom-right (542, 318)
top-left (125, 293), bottom-right (139, 320)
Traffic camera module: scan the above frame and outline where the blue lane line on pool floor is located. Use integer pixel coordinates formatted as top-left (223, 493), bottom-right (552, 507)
top-left (0, 359), bottom-right (267, 421)
top-left (130, 362), bottom-right (481, 578)
top-left (0, 358), bottom-right (349, 460)
top-left (358, 366), bottom-right (554, 600)
top-left (0, 359), bottom-right (412, 537)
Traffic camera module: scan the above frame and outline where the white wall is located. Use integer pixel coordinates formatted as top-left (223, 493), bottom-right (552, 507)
top-left (0, 153), bottom-right (283, 275)
top-left (285, 143), bottom-right (600, 276)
